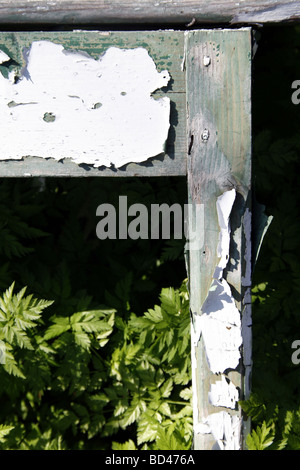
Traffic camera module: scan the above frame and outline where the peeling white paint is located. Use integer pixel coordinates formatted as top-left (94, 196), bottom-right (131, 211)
top-left (192, 188), bottom-right (251, 447)
top-left (196, 411), bottom-right (240, 450)
top-left (209, 375), bottom-right (239, 409)
top-left (196, 189), bottom-right (242, 374)
top-left (0, 50), bottom-right (10, 65)
top-left (199, 278), bottom-right (242, 373)
top-left (214, 188), bottom-right (236, 280)
top-left (0, 41), bottom-right (171, 168)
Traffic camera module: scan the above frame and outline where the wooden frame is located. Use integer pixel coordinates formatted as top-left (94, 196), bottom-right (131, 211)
top-left (0, 27), bottom-right (252, 449)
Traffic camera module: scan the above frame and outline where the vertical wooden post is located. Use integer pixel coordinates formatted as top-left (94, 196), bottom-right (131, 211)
top-left (186, 28), bottom-right (252, 450)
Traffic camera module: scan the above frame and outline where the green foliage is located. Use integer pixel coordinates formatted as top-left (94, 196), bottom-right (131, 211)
top-left (0, 425), bottom-right (14, 443)
top-left (246, 421), bottom-right (275, 451)
top-left (241, 394), bottom-right (300, 450)
top-left (0, 282), bottom-right (53, 378)
top-left (112, 439), bottom-right (137, 450)
top-left (241, 25), bottom-right (300, 450)
top-left (0, 176), bottom-right (190, 450)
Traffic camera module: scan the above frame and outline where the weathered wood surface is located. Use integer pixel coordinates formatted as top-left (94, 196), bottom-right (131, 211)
top-left (0, 0), bottom-right (299, 24)
top-left (0, 31), bottom-right (186, 177)
top-left (186, 28), bottom-right (252, 449)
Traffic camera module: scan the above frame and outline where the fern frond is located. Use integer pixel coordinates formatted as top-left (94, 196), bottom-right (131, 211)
top-left (246, 421), bottom-right (275, 450)
top-left (0, 283), bottom-right (53, 348)
top-left (112, 439), bottom-right (137, 450)
top-left (0, 424), bottom-right (14, 443)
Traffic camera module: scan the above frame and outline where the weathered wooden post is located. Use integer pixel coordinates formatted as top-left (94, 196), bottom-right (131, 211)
top-left (0, 0), bottom-right (299, 451)
top-left (186, 28), bottom-right (252, 450)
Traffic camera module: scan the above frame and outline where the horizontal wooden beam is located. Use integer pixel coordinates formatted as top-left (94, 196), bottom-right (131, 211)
top-left (0, 0), bottom-right (299, 25)
top-left (0, 30), bottom-right (186, 177)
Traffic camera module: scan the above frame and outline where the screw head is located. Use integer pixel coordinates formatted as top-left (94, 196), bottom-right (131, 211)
top-left (201, 129), bottom-right (210, 142)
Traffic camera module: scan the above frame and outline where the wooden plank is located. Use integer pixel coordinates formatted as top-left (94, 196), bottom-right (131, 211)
top-left (0, 0), bottom-right (298, 25)
top-left (0, 31), bottom-right (186, 177)
top-left (186, 28), bottom-right (252, 450)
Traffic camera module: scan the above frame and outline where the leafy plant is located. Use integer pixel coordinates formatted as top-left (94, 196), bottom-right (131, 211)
top-left (0, 425), bottom-right (14, 444)
top-left (0, 176), bottom-right (190, 450)
top-left (246, 421), bottom-right (275, 450)
top-left (0, 282), bottom-right (53, 378)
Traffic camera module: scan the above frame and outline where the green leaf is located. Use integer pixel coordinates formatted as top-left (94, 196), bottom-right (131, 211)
top-left (154, 427), bottom-right (189, 450)
top-left (112, 439), bottom-right (137, 450)
top-left (44, 318), bottom-right (70, 340)
top-left (240, 393), bottom-right (267, 422)
top-left (246, 421), bottom-right (275, 450)
top-left (180, 387), bottom-right (193, 401)
top-left (160, 287), bottom-right (180, 316)
top-left (1, 347), bottom-right (25, 378)
top-left (0, 424), bottom-right (14, 443)
top-left (158, 402), bottom-right (172, 417)
top-left (73, 331), bottom-right (91, 350)
top-left (120, 399), bottom-right (146, 428)
top-left (137, 413), bottom-right (159, 445)
top-left (44, 309), bottom-right (114, 349)
top-left (159, 378), bottom-right (173, 398)
top-left (0, 283), bottom-right (53, 378)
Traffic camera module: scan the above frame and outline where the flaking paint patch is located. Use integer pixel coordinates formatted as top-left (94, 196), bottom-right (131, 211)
top-left (0, 41), bottom-right (171, 168)
top-left (196, 411), bottom-right (240, 450)
top-left (209, 375), bottom-right (239, 409)
top-left (0, 50), bottom-right (10, 65)
top-left (199, 278), bottom-right (242, 373)
top-left (191, 188), bottom-right (243, 447)
top-left (198, 189), bottom-right (242, 374)
top-left (214, 189), bottom-right (236, 280)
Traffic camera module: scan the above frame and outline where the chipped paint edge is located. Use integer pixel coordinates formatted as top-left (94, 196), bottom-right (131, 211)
top-left (0, 41), bottom-right (171, 169)
top-left (191, 188), bottom-right (252, 450)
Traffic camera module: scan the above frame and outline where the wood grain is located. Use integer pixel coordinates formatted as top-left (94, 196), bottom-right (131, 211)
top-left (0, 0), bottom-right (298, 25)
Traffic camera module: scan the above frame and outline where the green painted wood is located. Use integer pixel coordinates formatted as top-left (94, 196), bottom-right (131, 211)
top-left (186, 28), bottom-right (252, 450)
top-left (0, 31), bottom-right (186, 177)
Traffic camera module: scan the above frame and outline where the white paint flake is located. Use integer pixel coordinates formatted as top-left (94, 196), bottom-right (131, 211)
top-left (196, 411), bottom-right (240, 450)
top-left (0, 50), bottom-right (10, 64)
top-left (196, 189), bottom-right (242, 373)
top-left (209, 376), bottom-right (239, 409)
top-left (191, 188), bottom-right (251, 446)
top-left (0, 41), bottom-right (171, 168)
top-left (199, 279), bottom-right (242, 373)
top-left (214, 188), bottom-right (236, 279)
